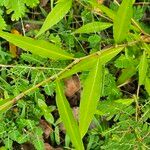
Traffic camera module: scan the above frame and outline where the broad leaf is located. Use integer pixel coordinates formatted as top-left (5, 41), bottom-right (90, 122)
top-left (139, 51), bottom-right (148, 85)
top-left (55, 81), bottom-right (84, 150)
top-left (0, 31), bottom-right (73, 60)
top-left (79, 58), bottom-right (104, 138)
top-left (36, 0), bottom-right (72, 37)
top-left (113, 0), bottom-right (134, 43)
top-left (58, 46), bottom-right (124, 80)
top-left (73, 22), bottom-right (112, 34)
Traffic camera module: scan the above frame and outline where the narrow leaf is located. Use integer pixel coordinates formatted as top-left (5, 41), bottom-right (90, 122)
top-left (113, 0), bottom-right (133, 43)
top-left (36, 0), bottom-right (72, 37)
top-left (58, 46), bottom-right (124, 80)
top-left (117, 67), bottom-right (136, 85)
top-left (55, 81), bottom-right (84, 150)
top-left (79, 58), bottom-right (104, 138)
top-left (0, 99), bottom-right (14, 114)
top-left (73, 22), bottom-right (112, 34)
top-left (0, 31), bottom-right (73, 60)
top-left (145, 77), bottom-right (150, 96)
top-left (139, 51), bottom-right (148, 85)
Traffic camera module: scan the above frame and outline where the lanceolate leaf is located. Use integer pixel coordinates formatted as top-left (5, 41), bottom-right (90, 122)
top-left (58, 46), bottom-right (124, 80)
top-left (139, 51), bottom-right (148, 85)
top-left (113, 0), bottom-right (134, 43)
top-left (79, 58), bottom-right (104, 138)
top-left (0, 31), bottom-right (73, 60)
top-left (36, 0), bottom-right (72, 37)
top-left (73, 22), bottom-right (112, 34)
top-left (145, 77), bottom-right (150, 96)
top-left (55, 81), bottom-right (84, 150)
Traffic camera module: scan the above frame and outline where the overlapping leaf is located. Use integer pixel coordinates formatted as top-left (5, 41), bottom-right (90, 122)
top-left (56, 81), bottom-right (84, 150)
top-left (79, 58), bottom-right (104, 138)
top-left (0, 31), bottom-right (73, 60)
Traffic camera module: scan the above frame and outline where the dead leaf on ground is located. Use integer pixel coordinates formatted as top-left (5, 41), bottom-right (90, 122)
top-left (40, 119), bottom-right (53, 139)
top-left (64, 75), bottom-right (80, 98)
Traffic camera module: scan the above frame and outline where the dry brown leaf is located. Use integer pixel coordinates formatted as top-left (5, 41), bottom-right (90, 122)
top-left (40, 119), bottom-right (53, 139)
top-left (64, 76), bottom-right (80, 98)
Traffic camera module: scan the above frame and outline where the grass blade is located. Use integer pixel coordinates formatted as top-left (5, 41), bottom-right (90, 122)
top-left (113, 0), bottom-right (134, 43)
top-left (56, 81), bottom-right (84, 150)
top-left (79, 58), bottom-right (104, 138)
top-left (0, 31), bottom-right (73, 60)
top-left (36, 0), bottom-right (72, 37)
top-left (73, 22), bottom-right (112, 34)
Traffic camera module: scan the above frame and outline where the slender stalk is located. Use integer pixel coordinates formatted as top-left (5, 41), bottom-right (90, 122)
top-left (9, 41), bottom-right (139, 105)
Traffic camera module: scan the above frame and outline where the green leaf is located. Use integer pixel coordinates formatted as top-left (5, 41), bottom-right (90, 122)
top-left (88, 0), bottom-right (115, 20)
top-left (138, 51), bottom-right (148, 85)
top-left (0, 98), bottom-right (14, 114)
top-left (145, 77), bottom-right (150, 96)
top-left (79, 58), bottom-right (104, 138)
top-left (36, 0), bottom-right (72, 37)
top-left (73, 22), bottom-right (112, 34)
top-left (58, 46), bottom-right (124, 80)
top-left (55, 81), bottom-right (84, 150)
top-left (0, 31), bottom-right (73, 60)
top-left (117, 67), bottom-right (136, 85)
top-left (113, 0), bottom-right (134, 43)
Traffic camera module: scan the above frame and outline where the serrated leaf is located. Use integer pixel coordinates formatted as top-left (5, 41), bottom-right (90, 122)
top-left (113, 0), bottom-right (134, 43)
top-left (58, 46), bottom-right (124, 80)
top-left (139, 51), bottom-right (148, 85)
top-left (55, 81), bottom-right (84, 150)
top-left (73, 22), bottom-right (112, 34)
top-left (79, 58), bottom-right (104, 138)
top-left (0, 15), bottom-right (6, 30)
top-left (36, 0), bottom-right (72, 37)
top-left (4, 0), bottom-right (25, 21)
top-left (0, 31), bottom-right (73, 60)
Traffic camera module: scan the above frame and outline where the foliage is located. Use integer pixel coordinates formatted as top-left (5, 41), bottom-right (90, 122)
top-left (0, 0), bottom-right (150, 149)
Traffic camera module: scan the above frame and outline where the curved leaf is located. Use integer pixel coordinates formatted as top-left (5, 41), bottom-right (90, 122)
top-left (56, 81), bottom-right (84, 150)
top-left (0, 31), bottom-right (73, 60)
top-left (36, 0), bottom-right (72, 37)
top-left (73, 22), bottom-right (112, 34)
top-left (113, 0), bottom-right (134, 43)
top-left (79, 58), bottom-right (104, 138)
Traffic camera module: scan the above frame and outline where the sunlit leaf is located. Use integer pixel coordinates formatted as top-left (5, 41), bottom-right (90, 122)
top-left (58, 46), bottom-right (124, 80)
top-left (113, 0), bottom-right (134, 43)
top-left (139, 51), bottom-right (148, 85)
top-left (79, 58), bottom-right (104, 138)
top-left (73, 22), bottom-right (112, 34)
top-left (55, 81), bottom-right (84, 150)
top-left (0, 30), bottom-right (73, 60)
top-left (145, 77), bottom-right (150, 96)
top-left (36, 0), bottom-right (72, 37)
top-left (0, 98), bottom-right (14, 114)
